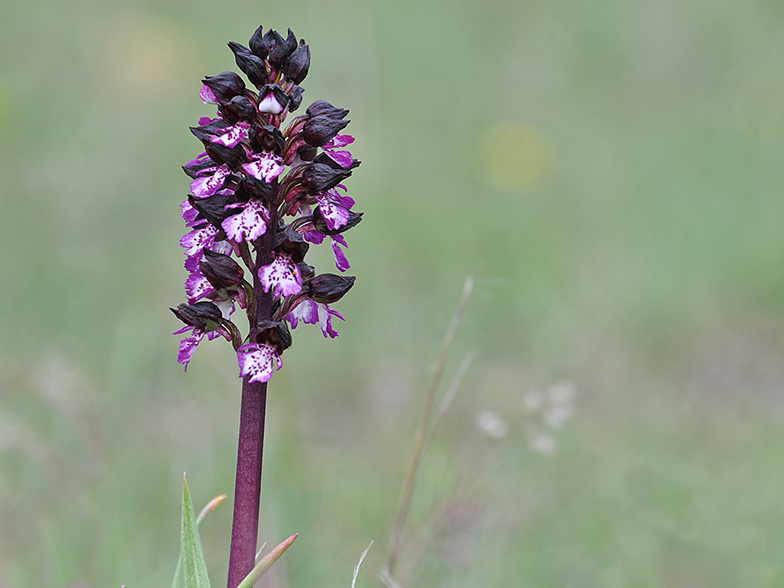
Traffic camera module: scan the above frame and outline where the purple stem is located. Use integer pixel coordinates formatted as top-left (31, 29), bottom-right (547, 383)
top-left (226, 198), bottom-right (279, 588)
top-left (227, 379), bottom-right (268, 588)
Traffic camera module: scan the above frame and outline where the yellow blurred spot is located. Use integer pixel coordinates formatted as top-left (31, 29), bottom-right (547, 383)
top-left (478, 122), bottom-right (556, 190)
top-left (101, 16), bottom-right (193, 97)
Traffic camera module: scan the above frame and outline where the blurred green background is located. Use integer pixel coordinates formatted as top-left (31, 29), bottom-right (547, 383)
top-left (2, 0), bottom-right (784, 586)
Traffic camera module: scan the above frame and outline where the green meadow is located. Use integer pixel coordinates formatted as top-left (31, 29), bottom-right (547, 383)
top-left (1, 0), bottom-right (784, 586)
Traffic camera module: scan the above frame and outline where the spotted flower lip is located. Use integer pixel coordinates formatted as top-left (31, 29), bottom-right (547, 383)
top-left (241, 152), bottom-right (285, 182)
top-left (258, 253), bottom-right (303, 298)
top-left (190, 164), bottom-right (232, 199)
top-left (237, 342), bottom-right (282, 383)
top-left (173, 25), bottom-right (362, 380)
top-left (222, 199), bottom-right (269, 242)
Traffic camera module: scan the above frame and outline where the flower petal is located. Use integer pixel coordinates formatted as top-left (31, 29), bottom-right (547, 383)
top-left (316, 194), bottom-right (351, 231)
top-left (210, 123), bottom-right (250, 148)
top-left (221, 200), bottom-right (269, 242)
top-left (181, 224), bottom-right (218, 257)
top-left (258, 254), bottom-right (303, 298)
top-left (331, 235), bottom-right (350, 272)
top-left (185, 270), bottom-right (214, 303)
top-left (325, 149), bottom-right (354, 169)
top-left (191, 165), bottom-right (231, 198)
top-left (242, 153), bottom-right (285, 182)
top-left (178, 330), bottom-right (205, 371)
top-left (317, 303), bottom-right (344, 338)
top-left (287, 299), bottom-right (319, 328)
top-left (327, 134), bottom-right (354, 149)
top-left (237, 343), bottom-right (282, 383)
top-left (200, 85), bottom-right (218, 104)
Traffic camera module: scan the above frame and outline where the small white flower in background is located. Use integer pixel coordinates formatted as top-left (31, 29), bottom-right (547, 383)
top-left (531, 433), bottom-right (556, 455)
top-left (520, 381), bottom-right (578, 455)
top-left (543, 381), bottom-right (575, 429)
top-left (523, 388), bottom-right (544, 412)
top-left (476, 410), bottom-right (508, 439)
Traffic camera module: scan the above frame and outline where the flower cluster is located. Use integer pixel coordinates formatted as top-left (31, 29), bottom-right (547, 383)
top-left (171, 25), bottom-right (361, 384)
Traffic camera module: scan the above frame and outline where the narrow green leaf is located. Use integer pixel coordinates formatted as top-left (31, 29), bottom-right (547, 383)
top-left (236, 534), bottom-right (298, 588)
top-left (180, 474), bottom-right (211, 588)
top-left (172, 494), bottom-right (226, 588)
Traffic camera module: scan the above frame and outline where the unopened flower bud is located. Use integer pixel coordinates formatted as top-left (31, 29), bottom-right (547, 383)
top-left (202, 71), bottom-right (246, 103)
top-left (284, 29), bottom-right (299, 54)
top-left (183, 157), bottom-right (218, 179)
top-left (205, 141), bottom-right (246, 169)
top-left (306, 100), bottom-right (348, 119)
top-left (309, 274), bottom-right (355, 304)
top-left (236, 176), bottom-right (274, 205)
top-left (249, 25), bottom-right (268, 59)
top-left (288, 85), bottom-right (304, 112)
top-left (303, 115), bottom-right (350, 147)
top-left (298, 262), bottom-right (316, 282)
top-left (252, 125), bottom-right (285, 155)
top-left (200, 249), bottom-right (245, 290)
top-left (189, 193), bottom-right (235, 226)
top-left (274, 229), bottom-right (309, 263)
top-left (171, 301), bottom-right (223, 332)
top-left (297, 144), bottom-right (318, 161)
top-left (301, 163), bottom-right (352, 194)
top-left (255, 320), bottom-right (292, 354)
top-left (283, 44), bottom-right (310, 84)
top-left (267, 30), bottom-right (291, 68)
top-left (222, 95), bottom-right (257, 123)
top-left (228, 42), bottom-right (269, 87)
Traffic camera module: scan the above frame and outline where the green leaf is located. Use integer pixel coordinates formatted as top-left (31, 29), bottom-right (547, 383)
top-left (172, 494), bottom-right (226, 588)
top-left (180, 474), bottom-right (211, 588)
top-left (236, 534), bottom-right (298, 588)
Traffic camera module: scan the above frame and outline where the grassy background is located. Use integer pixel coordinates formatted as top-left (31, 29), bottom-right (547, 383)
top-left (2, 0), bottom-right (784, 586)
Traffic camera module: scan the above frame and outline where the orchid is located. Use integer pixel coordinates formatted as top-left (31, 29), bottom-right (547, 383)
top-left (168, 25), bottom-right (363, 588)
top-left (172, 26), bottom-right (361, 382)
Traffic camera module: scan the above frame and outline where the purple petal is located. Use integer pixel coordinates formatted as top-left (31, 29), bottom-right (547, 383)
top-left (180, 224), bottom-right (218, 257)
top-left (186, 152), bottom-right (210, 167)
top-left (181, 199), bottom-right (199, 224)
top-left (325, 150), bottom-right (354, 169)
top-left (317, 303), bottom-right (344, 338)
top-left (328, 134), bottom-right (354, 149)
top-left (200, 85), bottom-right (218, 104)
top-left (330, 190), bottom-right (355, 210)
top-left (258, 254), bottom-right (303, 298)
top-left (185, 270), bottom-right (214, 303)
top-left (237, 343), bottom-right (282, 383)
top-left (184, 253), bottom-right (202, 272)
top-left (178, 331), bottom-right (205, 371)
top-left (304, 230), bottom-right (325, 245)
top-left (287, 299), bottom-right (319, 328)
top-left (316, 195), bottom-right (351, 231)
top-left (190, 165), bottom-right (231, 199)
top-left (331, 236), bottom-right (350, 272)
top-left (210, 123), bottom-right (250, 148)
top-left (241, 153), bottom-right (285, 183)
top-left (221, 200), bottom-right (269, 242)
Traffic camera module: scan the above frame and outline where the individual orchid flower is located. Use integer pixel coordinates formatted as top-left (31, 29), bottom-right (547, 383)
top-left (258, 253), bottom-right (303, 298)
top-left (323, 134), bottom-right (355, 168)
top-left (222, 199), bottom-right (270, 242)
top-left (237, 342), bottom-right (282, 383)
